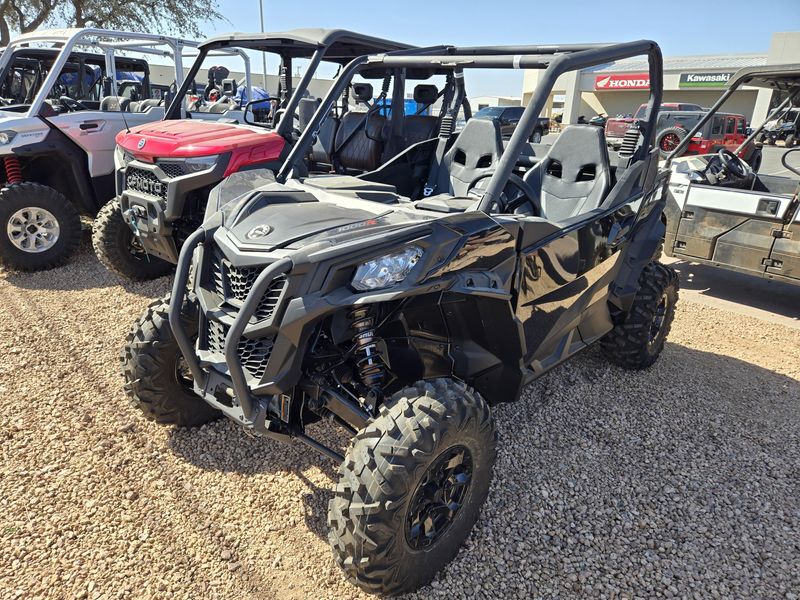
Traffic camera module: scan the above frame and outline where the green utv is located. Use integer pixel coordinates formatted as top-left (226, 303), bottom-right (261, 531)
top-left (121, 40), bottom-right (678, 595)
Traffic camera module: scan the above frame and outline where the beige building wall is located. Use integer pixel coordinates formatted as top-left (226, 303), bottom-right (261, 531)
top-left (520, 31), bottom-right (799, 126)
top-left (149, 63), bottom-right (334, 99)
top-left (752, 31), bottom-right (800, 126)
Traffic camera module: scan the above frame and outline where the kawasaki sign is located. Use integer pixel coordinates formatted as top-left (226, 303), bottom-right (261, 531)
top-left (679, 72), bottom-right (734, 88)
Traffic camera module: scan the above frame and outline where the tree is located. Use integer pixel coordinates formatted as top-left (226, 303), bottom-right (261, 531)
top-left (0, 0), bottom-right (225, 46)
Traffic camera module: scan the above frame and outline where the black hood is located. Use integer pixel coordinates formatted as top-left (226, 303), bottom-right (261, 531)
top-left (223, 192), bottom-right (431, 251)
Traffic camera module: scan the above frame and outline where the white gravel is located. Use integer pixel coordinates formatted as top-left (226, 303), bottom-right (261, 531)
top-left (1, 238), bottom-right (799, 599)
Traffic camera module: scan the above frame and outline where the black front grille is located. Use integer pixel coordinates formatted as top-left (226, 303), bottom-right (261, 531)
top-left (204, 319), bottom-right (275, 380)
top-left (210, 251), bottom-right (287, 321)
top-left (254, 275), bottom-right (286, 321)
top-left (157, 161), bottom-right (187, 179)
top-left (125, 167), bottom-right (167, 200)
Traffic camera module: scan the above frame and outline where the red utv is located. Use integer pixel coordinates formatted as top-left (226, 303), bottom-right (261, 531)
top-left (92, 29), bottom-right (434, 280)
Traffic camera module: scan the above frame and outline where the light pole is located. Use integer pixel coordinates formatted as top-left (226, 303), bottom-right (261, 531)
top-left (259, 0), bottom-right (268, 89)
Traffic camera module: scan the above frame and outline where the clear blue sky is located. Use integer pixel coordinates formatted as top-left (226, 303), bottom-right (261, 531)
top-left (203, 0), bottom-right (800, 96)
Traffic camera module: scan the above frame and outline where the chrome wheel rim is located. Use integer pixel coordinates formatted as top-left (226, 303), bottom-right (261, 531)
top-left (7, 207), bottom-right (60, 253)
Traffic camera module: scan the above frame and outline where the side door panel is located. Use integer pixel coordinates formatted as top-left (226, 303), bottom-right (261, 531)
top-left (767, 200), bottom-right (800, 282)
top-left (515, 208), bottom-right (628, 373)
top-left (673, 184), bottom-right (791, 275)
top-left (46, 108), bottom-right (165, 177)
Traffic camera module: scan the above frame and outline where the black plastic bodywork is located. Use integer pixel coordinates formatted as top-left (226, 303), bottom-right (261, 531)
top-left (166, 41), bottom-right (667, 455)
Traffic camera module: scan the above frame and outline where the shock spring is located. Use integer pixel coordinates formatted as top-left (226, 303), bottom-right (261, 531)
top-left (4, 156), bottom-right (22, 184)
top-left (349, 306), bottom-right (384, 390)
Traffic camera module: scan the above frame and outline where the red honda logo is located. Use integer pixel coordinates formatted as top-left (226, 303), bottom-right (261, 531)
top-left (594, 73), bottom-right (650, 90)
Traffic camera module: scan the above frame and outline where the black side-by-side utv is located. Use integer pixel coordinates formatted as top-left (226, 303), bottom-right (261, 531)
top-left (121, 40), bottom-right (677, 595)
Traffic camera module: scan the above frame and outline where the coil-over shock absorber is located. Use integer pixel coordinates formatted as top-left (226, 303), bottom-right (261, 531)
top-left (3, 156), bottom-right (22, 184)
top-left (349, 306), bottom-right (384, 391)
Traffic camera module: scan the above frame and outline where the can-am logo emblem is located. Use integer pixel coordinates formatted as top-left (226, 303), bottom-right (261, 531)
top-left (137, 138), bottom-right (146, 150)
top-left (246, 224), bottom-right (272, 239)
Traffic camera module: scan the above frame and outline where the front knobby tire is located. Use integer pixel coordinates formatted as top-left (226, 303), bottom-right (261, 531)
top-left (120, 293), bottom-right (221, 427)
top-left (92, 198), bottom-right (173, 281)
top-left (601, 261), bottom-right (679, 369)
top-left (0, 182), bottom-right (81, 271)
top-left (328, 378), bottom-right (496, 595)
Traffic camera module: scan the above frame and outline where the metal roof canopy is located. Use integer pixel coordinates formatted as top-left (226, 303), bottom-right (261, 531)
top-left (3, 47), bottom-right (152, 72)
top-left (0, 28), bottom-right (244, 117)
top-left (166, 29), bottom-right (413, 132)
top-left (199, 28), bottom-right (412, 62)
top-left (278, 40), bottom-right (664, 214)
top-left (724, 63), bottom-right (800, 92)
top-left (586, 53), bottom-right (767, 74)
top-left (667, 64), bottom-right (800, 164)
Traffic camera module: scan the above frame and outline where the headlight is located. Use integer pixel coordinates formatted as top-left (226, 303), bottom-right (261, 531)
top-left (158, 155), bottom-right (219, 174)
top-left (0, 130), bottom-right (16, 145)
top-left (114, 146), bottom-right (135, 169)
top-left (351, 246), bottom-right (423, 291)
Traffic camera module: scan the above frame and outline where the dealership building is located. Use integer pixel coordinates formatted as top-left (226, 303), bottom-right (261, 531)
top-left (522, 31), bottom-right (800, 126)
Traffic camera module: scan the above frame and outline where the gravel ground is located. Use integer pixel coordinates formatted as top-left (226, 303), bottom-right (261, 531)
top-left (1, 237), bottom-right (799, 600)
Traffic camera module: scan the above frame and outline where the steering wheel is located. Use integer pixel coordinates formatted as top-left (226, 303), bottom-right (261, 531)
top-left (467, 172), bottom-right (542, 215)
top-left (717, 148), bottom-right (750, 179)
top-left (58, 95), bottom-right (90, 112)
top-left (780, 148), bottom-right (800, 178)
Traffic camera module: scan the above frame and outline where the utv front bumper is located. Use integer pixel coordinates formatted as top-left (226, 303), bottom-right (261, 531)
top-left (117, 157), bottom-right (230, 263)
top-left (168, 227), bottom-right (295, 432)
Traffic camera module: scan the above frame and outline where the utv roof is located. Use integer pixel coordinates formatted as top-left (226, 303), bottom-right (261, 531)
top-left (726, 64), bottom-right (800, 91)
top-left (6, 47), bottom-right (149, 70)
top-left (198, 28), bottom-right (412, 62)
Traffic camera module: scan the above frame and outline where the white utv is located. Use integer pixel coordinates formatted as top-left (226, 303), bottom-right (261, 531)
top-left (0, 28), bottom-right (243, 272)
top-left (662, 64), bottom-right (800, 285)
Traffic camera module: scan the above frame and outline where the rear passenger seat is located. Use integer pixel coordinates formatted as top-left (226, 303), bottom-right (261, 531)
top-left (404, 84), bottom-right (440, 146)
top-left (307, 83), bottom-right (444, 173)
top-left (334, 83), bottom-right (387, 172)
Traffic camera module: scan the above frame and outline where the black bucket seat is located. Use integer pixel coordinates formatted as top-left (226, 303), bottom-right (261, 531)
top-left (523, 125), bottom-right (612, 222)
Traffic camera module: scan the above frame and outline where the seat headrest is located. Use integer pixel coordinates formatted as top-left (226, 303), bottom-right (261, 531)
top-left (297, 97), bottom-right (317, 131)
top-left (100, 96), bottom-right (130, 112)
top-left (413, 84), bottom-right (438, 106)
top-left (137, 98), bottom-right (161, 111)
top-left (208, 65), bottom-right (230, 84)
top-left (544, 125), bottom-right (610, 182)
top-left (436, 117), bottom-right (505, 196)
top-left (221, 78), bottom-right (237, 95)
top-left (351, 83), bottom-right (373, 103)
top-left (449, 118), bottom-right (504, 163)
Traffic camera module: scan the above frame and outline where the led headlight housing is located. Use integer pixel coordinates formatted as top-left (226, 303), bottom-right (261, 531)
top-left (114, 146), bottom-right (135, 169)
top-left (0, 130), bottom-right (17, 145)
top-left (351, 245), bottom-right (423, 291)
top-left (157, 155), bottom-right (219, 174)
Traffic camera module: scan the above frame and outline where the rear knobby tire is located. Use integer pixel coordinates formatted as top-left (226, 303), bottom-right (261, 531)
top-left (785, 134), bottom-right (796, 148)
top-left (328, 378), bottom-right (496, 596)
top-left (601, 261), bottom-right (679, 370)
top-left (92, 198), bottom-right (173, 281)
top-left (120, 293), bottom-right (221, 426)
top-left (0, 182), bottom-right (81, 271)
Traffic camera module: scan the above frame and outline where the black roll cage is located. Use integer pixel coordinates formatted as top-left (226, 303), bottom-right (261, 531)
top-left (277, 40), bottom-right (664, 213)
top-left (665, 64), bottom-right (800, 167)
top-left (164, 30), bottom-right (413, 139)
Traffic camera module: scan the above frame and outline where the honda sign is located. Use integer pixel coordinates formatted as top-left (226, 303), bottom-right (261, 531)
top-left (594, 73), bottom-right (650, 90)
